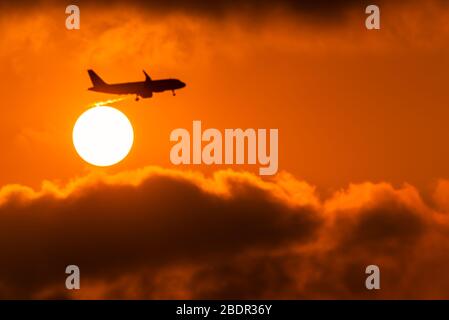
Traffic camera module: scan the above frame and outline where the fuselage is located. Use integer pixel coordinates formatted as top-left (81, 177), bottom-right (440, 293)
top-left (89, 78), bottom-right (186, 98)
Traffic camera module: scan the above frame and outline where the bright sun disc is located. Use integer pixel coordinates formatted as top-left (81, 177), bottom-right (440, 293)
top-left (73, 106), bottom-right (134, 166)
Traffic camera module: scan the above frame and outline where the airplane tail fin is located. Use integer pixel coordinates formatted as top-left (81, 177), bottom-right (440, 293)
top-left (88, 69), bottom-right (107, 87)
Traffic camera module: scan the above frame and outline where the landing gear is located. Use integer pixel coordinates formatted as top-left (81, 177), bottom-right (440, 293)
top-left (135, 95), bottom-right (140, 101)
top-left (172, 90), bottom-right (176, 96)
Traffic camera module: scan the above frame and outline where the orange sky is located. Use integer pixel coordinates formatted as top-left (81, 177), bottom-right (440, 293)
top-left (1, 1), bottom-right (449, 192)
top-left (3, 0), bottom-right (449, 299)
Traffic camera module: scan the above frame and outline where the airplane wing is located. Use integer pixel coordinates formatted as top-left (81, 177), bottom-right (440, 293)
top-left (143, 70), bottom-right (152, 82)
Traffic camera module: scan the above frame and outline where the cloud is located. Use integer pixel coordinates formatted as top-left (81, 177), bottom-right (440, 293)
top-left (0, 0), bottom-right (384, 23)
top-left (0, 167), bottom-right (321, 298)
top-left (0, 167), bottom-right (449, 298)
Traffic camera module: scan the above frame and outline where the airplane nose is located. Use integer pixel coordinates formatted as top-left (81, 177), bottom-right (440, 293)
top-left (180, 81), bottom-right (186, 88)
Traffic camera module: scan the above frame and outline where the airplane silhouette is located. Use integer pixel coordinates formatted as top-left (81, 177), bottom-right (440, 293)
top-left (87, 69), bottom-right (186, 101)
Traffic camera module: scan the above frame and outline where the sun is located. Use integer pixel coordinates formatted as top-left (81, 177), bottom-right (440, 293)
top-left (73, 106), bottom-right (134, 166)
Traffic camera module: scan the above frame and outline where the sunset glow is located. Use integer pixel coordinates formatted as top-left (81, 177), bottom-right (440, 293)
top-left (2, 0), bottom-right (449, 301)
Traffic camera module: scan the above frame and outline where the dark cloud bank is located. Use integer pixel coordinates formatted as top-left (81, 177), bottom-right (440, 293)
top-left (0, 167), bottom-right (448, 298)
top-left (1, 0), bottom-right (384, 21)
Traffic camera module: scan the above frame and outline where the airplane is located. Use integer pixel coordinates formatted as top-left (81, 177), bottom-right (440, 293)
top-left (87, 69), bottom-right (186, 101)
